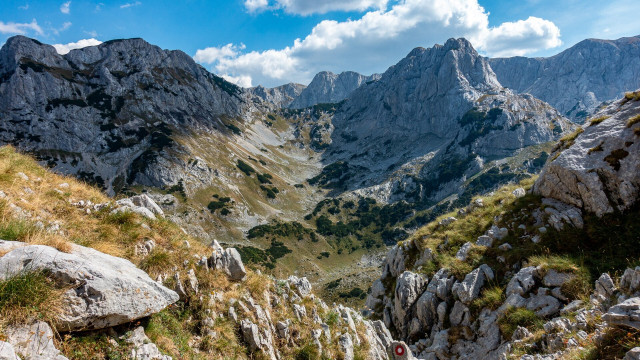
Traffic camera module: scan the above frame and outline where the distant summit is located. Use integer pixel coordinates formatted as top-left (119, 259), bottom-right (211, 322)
top-left (288, 70), bottom-right (381, 109)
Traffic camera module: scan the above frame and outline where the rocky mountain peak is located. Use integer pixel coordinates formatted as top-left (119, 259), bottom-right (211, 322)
top-left (288, 69), bottom-right (381, 109)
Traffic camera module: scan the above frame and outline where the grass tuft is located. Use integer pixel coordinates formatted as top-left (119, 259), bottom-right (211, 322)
top-left (588, 116), bottom-right (610, 126)
top-left (498, 307), bottom-right (543, 339)
top-left (627, 114), bottom-right (640, 128)
top-left (0, 270), bottom-right (62, 327)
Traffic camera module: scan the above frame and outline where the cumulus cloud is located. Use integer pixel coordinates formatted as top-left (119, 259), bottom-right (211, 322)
top-left (194, 43), bottom-right (246, 64)
top-left (481, 16), bottom-right (562, 57)
top-left (246, 0), bottom-right (389, 15)
top-left (53, 38), bottom-right (102, 54)
top-left (60, 1), bottom-right (71, 14)
top-left (0, 19), bottom-right (43, 35)
top-left (199, 0), bottom-right (562, 87)
top-left (222, 74), bottom-right (253, 88)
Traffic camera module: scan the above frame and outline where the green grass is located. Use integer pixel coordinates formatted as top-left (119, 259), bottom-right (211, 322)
top-left (0, 218), bottom-right (38, 241)
top-left (575, 328), bottom-right (640, 360)
top-left (498, 307), bottom-right (543, 339)
top-left (0, 270), bottom-right (61, 326)
top-left (471, 286), bottom-right (505, 313)
top-left (295, 343), bottom-right (320, 360)
top-left (140, 250), bottom-right (172, 274)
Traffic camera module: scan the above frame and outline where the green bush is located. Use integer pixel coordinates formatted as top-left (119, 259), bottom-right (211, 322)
top-left (236, 160), bottom-right (255, 176)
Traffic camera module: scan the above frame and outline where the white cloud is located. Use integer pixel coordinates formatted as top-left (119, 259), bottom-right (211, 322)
top-left (60, 1), bottom-right (71, 14)
top-left (120, 1), bottom-right (141, 9)
top-left (245, 0), bottom-right (389, 15)
top-left (244, 0), bottom-right (269, 13)
top-left (194, 0), bottom-right (561, 86)
top-left (481, 16), bottom-right (562, 57)
top-left (194, 43), bottom-right (246, 63)
top-left (197, 0), bottom-right (562, 87)
top-left (52, 38), bottom-right (102, 54)
top-left (0, 19), bottom-right (43, 35)
top-left (85, 30), bottom-right (98, 37)
top-left (18, 4), bottom-right (29, 10)
top-left (222, 74), bottom-right (253, 88)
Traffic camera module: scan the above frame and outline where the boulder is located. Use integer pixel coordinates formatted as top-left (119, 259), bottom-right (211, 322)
top-left (621, 267), bottom-right (640, 295)
top-left (526, 289), bottom-right (561, 317)
top-left (5, 321), bottom-right (68, 360)
top-left (543, 269), bottom-right (574, 287)
top-left (506, 266), bottom-right (539, 297)
top-left (0, 241), bottom-right (178, 331)
top-left (604, 297), bottom-right (640, 330)
top-left (0, 342), bottom-right (20, 360)
top-left (124, 326), bottom-right (171, 360)
top-left (394, 272), bottom-right (428, 333)
top-left (288, 275), bottom-right (312, 297)
top-left (476, 235), bottom-right (494, 247)
top-left (455, 242), bottom-right (473, 261)
top-left (389, 341), bottom-right (416, 360)
top-left (533, 98), bottom-right (640, 217)
top-left (208, 240), bottom-right (246, 281)
top-left (452, 264), bottom-right (494, 304)
top-left (512, 188), bottom-right (526, 198)
top-left (625, 347), bottom-right (640, 360)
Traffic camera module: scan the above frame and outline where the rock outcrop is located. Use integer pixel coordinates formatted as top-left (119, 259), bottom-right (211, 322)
top-left (489, 35), bottom-right (640, 121)
top-left (0, 240), bottom-right (179, 331)
top-left (5, 321), bottom-right (68, 360)
top-left (248, 82), bottom-right (306, 108)
top-left (289, 71), bottom-right (380, 109)
top-left (533, 92), bottom-right (640, 216)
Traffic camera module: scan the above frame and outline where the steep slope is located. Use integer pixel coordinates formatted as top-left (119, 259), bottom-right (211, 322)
top-left (320, 38), bottom-right (573, 207)
top-left (363, 91), bottom-right (640, 360)
top-left (289, 70), bottom-right (381, 109)
top-left (489, 35), bottom-right (640, 122)
top-left (248, 82), bottom-right (306, 108)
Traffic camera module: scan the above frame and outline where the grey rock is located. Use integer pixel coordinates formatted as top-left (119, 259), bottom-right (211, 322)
top-left (604, 297), bottom-right (640, 330)
top-left (0, 342), bottom-right (19, 360)
top-left (452, 264), bottom-right (494, 304)
top-left (512, 326), bottom-right (532, 341)
top-left (248, 83), bottom-right (306, 108)
top-left (288, 275), bottom-right (312, 298)
top-left (449, 301), bottom-right (470, 327)
top-left (0, 241), bottom-right (178, 331)
top-left (208, 241), bottom-right (247, 281)
top-left (5, 321), bottom-right (68, 360)
top-left (394, 271), bottom-right (428, 334)
top-left (526, 289), bottom-right (561, 317)
top-left (506, 266), bottom-right (539, 297)
top-left (543, 269), bottom-right (574, 287)
top-left (490, 35), bottom-right (640, 121)
top-left (512, 188), bottom-right (526, 198)
top-left (624, 347), bottom-right (640, 360)
top-left (561, 300), bottom-right (584, 315)
top-left (124, 326), bottom-right (171, 360)
top-left (339, 333), bottom-right (355, 360)
top-left (533, 95), bottom-right (640, 217)
top-left (293, 304), bottom-right (307, 321)
top-left (388, 341), bottom-right (415, 360)
top-left (477, 235), bottom-right (494, 247)
top-left (594, 273), bottom-right (617, 301)
top-left (621, 267), bottom-right (640, 295)
top-left (455, 242), bottom-right (473, 261)
top-left (289, 71), bottom-right (380, 109)
top-left (413, 248), bottom-right (434, 268)
top-left (498, 243), bottom-right (512, 251)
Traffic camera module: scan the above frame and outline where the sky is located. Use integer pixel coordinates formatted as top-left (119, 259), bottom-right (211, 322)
top-left (1, 0), bottom-right (639, 87)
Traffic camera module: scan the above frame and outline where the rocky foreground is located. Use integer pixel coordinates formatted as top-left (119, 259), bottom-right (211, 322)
top-left (364, 92), bottom-right (640, 359)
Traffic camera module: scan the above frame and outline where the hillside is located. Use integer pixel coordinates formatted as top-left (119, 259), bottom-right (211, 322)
top-left (0, 145), bottom-right (396, 360)
top-left (364, 91), bottom-right (640, 359)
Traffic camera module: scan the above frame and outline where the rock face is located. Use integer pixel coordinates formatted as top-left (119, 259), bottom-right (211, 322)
top-left (0, 240), bottom-right (179, 331)
top-left (321, 38), bottom-right (573, 205)
top-left (248, 82), bottom-right (306, 108)
top-left (289, 71), bottom-right (380, 109)
top-left (489, 35), bottom-right (640, 121)
top-left (0, 35), bottom-right (254, 194)
top-left (533, 94), bottom-right (640, 216)
top-left (5, 321), bottom-right (68, 360)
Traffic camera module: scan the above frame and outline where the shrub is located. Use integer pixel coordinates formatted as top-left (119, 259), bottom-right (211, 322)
top-left (236, 160), bottom-right (255, 176)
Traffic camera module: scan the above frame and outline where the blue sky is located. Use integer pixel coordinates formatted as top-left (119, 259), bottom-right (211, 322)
top-left (1, 0), bottom-right (639, 87)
